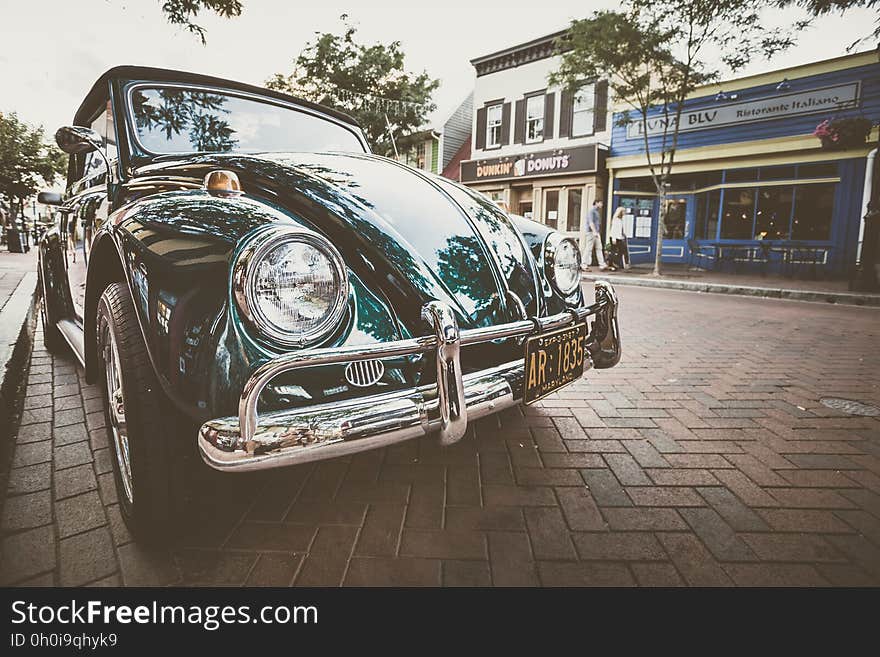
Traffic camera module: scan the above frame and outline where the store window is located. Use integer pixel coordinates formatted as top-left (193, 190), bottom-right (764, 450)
top-left (725, 167), bottom-right (759, 183)
top-left (720, 189), bottom-right (755, 239)
top-left (760, 165), bottom-right (796, 181)
top-left (567, 189), bottom-right (583, 233)
top-left (572, 85), bottom-right (595, 137)
top-left (792, 183), bottom-right (835, 240)
top-left (694, 190), bottom-right (720, 240)
top-left (526, 95), bottom-right (544, 143)
top-left (487, 104), bottom-right (503, 148)
top-left (754, 187), bottom-right (793, 240)
top-left (664, 199), bottom-right (687, 239)
top-left (483, 190), bottom-right (506, 211)
top-left (544, 189), bottom-right (559, 229)
top-left (797, 162), bottom-right (837, 179)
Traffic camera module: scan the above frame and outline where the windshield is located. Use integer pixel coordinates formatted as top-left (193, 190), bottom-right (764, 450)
top-left (129, 85), bottom-right (366, 155)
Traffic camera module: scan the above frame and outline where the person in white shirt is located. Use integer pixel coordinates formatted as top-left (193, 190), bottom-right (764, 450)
top-left (609, 207), bottom-right (630, 271)
top-left (582, 199), bottom-right (609, 271)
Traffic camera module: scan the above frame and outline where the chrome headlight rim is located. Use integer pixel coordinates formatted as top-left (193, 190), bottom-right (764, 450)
top-left (543, 232), bottom-right (582, 297)
top-left (232, 225), bottom-right (349, 348)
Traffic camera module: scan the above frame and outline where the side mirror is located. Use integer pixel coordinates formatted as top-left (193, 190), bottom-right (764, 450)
top-left (55, 125), bottom-right (102, 155)
top-left (38, 191), bottom-right (63, 206)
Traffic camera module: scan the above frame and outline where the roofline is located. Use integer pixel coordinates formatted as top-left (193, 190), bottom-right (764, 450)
top-left (72, 65), bottom-right (360, 127)
top-left (470, 29), bottom-right (569, 66)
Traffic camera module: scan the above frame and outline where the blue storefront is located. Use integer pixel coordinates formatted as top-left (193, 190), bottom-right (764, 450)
top-left (606, 51), bottom-right (879, 277)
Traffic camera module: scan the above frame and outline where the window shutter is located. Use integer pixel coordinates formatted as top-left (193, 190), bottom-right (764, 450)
top-left (475, 106), bottom-right (487, 150)
top-left (559, 90), bottom-right (572, 138)
top-left (593, 80), bottom-right (609, 133)
top-left (513, 99), bottom-right (525, 144)
top-left (500, 102), bottom-right (511, 145)
top-left (544, 93), bottom-right (555, 139)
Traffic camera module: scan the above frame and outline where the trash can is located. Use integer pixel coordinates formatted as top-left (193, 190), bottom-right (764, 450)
top-left (6, 227), bottom-right (25, 253)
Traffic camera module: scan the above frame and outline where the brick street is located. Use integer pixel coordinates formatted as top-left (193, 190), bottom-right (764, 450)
top-left (2, 285), bottom-right (879, 586)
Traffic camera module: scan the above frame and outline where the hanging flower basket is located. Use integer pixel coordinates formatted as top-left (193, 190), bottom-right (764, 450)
top-left (814, 118), bottom-right (874, 150)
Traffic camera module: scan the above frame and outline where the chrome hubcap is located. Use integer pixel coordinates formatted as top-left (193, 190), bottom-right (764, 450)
top-left (103, 326), bottom-right (133, 504)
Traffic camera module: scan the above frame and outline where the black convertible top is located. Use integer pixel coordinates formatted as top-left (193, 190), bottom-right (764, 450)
top-left (73, 65), bottom-right (360, 128)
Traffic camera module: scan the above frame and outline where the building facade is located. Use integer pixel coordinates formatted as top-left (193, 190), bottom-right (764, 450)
top-left (398, 92), bottom-right (473, 178)
top-left (460, 31), bottom-right (610, 251)
top-left (607, 51), bottom-right (879, 276)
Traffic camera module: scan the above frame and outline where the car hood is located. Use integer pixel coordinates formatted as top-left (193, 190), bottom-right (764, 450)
top-left (139, 152), bottom-right (539, 332)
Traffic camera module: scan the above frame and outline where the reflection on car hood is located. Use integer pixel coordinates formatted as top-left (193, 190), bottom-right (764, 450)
top-left (135, 151), bottom-right (539, 331)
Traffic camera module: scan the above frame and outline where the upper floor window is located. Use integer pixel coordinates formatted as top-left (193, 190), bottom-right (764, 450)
top-left (404, 142), bottom-right (425, 169)
top-left (572, 85), bottom-right (595, 137)
top-left (526, 95), bottom-right (544, 143)
top-left (487, 104), bottom-right (503, 148)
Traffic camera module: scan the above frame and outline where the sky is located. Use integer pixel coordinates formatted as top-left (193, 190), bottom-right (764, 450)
top-left (0, 0), bottom-right (876, 135)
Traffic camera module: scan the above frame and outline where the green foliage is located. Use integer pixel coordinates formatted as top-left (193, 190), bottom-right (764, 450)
top-left (132, 89), bottom-right (237, 151)
top-left (160, 0), bottom-right (243, 44)
top-left (0, 112), bottom-right (66, 220)
top-left (267, 16), bottom-right (439, 157)
top-left (777, 0), bottom-right (880, 48)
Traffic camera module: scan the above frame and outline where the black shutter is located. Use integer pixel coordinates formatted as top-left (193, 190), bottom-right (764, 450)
top-left (559, 90), bottom-right (572, 138)
top-left (594, 80), bottom-right (609, 133)
top-left (475, 106), bottom-right (487, 150)
top-left (544, 93), bottom-right (556, 139)
top-left (500, 102), bottom-right (511, 145)
top-left (544, 93), bottom-right (555, 139)
top-left (513, 99), bottom-right (525, 144)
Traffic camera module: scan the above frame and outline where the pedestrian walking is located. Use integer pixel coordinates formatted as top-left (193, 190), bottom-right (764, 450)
top-left (609, 206), bottom-right (629, 270)
top-left (582, 199), bottom-right (609, 271)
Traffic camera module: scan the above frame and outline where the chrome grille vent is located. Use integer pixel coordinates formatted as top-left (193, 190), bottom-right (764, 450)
top-left (345, 359), bottom-right (385, 388)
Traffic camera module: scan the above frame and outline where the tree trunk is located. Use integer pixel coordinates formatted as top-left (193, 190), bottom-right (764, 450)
top-left (652, 189), bottom-right (667, 277)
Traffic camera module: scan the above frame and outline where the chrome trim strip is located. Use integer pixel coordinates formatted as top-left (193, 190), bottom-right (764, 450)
top-left (200, 282), bottom-right (620, 471)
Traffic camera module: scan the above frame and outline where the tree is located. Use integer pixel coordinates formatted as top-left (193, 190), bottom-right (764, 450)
top-left (266, 16), bottom-right (440, 157)
top-left (777, 0), bottom-right (880, 48)
top-left (159, 0), bottom-right (243, 44)
top-left (550, 0), bottom-right (798, 275)
top-left (0, 112), bottom-right (66, 228)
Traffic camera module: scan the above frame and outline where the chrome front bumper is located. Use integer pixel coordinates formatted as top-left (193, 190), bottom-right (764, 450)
top-left (198, 281), bottom-right (620, 471)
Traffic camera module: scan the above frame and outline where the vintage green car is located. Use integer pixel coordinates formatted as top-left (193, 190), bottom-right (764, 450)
top-left (38, 66), bottom-right (620, 538)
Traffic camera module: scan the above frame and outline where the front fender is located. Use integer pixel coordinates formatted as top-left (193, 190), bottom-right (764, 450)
top-left (90, 189), bottom-right (405, 425)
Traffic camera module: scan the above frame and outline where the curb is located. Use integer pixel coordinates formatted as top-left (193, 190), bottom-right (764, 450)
top-left (0, 270), bottom-right (39, 496)
top-left (583, 272), bottom-right (880, 307)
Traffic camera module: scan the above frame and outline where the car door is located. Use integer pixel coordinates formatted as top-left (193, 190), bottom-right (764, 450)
top-left (63, 102), bottom-right (115, 324)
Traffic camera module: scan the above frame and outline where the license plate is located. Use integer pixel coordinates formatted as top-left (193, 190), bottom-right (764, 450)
top-left (523, 322), bottom-right (588, 405)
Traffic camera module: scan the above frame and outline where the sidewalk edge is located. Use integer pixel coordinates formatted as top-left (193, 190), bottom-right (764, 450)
top-left (583, 273), bottom-right (880, 307)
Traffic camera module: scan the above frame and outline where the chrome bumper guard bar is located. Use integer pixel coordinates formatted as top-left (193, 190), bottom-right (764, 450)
top-left (198, 281), bottom-right (620, 471)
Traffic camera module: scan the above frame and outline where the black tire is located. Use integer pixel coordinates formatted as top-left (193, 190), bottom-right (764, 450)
top-left (96, 282), bottom-right (189, 542)
top-left (39, 273), bottom-right (65, 353)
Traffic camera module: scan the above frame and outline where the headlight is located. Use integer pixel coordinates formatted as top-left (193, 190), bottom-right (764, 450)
top-left (233, 227), bottom-right (349, 347)
top-left (544, 232), bottom-right (582, 297)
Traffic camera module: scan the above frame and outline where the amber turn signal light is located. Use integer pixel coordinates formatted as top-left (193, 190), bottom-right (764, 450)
top-left (204, 169), bottom-right (242, 195)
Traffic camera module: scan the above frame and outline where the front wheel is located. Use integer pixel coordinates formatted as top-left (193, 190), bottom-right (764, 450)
top-left (96, 282), bottom-right (186, 541)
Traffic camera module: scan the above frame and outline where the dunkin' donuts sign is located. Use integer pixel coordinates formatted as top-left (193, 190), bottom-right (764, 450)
top-left (461, 145), bottom-right (597, 183)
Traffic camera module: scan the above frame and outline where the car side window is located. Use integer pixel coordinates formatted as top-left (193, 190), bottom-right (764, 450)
top-left (78, 100), bottom-right (118, 186)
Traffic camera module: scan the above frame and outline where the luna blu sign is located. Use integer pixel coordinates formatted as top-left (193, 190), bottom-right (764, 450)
top-left (625, 82), bottom-right (860, 139)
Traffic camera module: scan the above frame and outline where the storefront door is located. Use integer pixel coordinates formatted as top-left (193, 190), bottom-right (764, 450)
top-left (661, 196), bottom-right (692, 263)
top-left (615, 196), bottom-right (655, 265)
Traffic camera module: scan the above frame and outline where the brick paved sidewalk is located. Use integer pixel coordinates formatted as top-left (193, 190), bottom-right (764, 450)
top-left (1, 286), bottom-right (879, 586)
